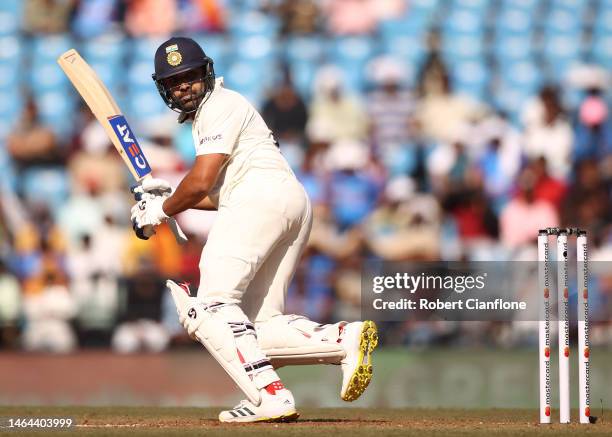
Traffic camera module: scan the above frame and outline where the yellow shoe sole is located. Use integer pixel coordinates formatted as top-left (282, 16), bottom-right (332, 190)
top-left (254, 411), bottom-right (300, 423)
top-left (341, 320), bottom-right (378, 402)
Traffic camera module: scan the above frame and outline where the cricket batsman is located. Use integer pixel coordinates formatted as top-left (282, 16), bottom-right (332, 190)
top-left (130, 37), bottom-right (378, 423)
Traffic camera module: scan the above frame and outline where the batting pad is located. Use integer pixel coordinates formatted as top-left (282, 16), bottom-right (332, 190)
top-left (256, 315), bottom-right (347, 368)
top-left (167, 280), bottom-right (278, 406)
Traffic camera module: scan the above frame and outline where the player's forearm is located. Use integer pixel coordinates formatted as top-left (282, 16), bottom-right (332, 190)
top-left (162, 172), bottom-right (211, 216)
top-left (192, 196), bottom-right (218, 210)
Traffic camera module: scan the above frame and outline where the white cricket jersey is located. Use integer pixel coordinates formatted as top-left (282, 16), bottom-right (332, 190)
top-left (192, 77), bottom-right (292, 206)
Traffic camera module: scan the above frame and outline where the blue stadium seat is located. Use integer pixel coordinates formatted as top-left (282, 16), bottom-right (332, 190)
top-left (495, 8), bottom-right (535, 36)
top-left (225, 60), bottom-right (276, 108)
top-left (288, 61), bottom-right (317, 99)
top-left (410, 0), bottom-right (442, 15)
top-left (31, 35), bottom-right (73, 61)
top-left (37, 90), bottom-right (75, 138)
top-left (29, 59), bottom-right (69, 91)
top-left (451, 60), bottom-right (490, 100)
top-left (193, 34), bottom-right (230, 71)
top-left (131, 37), bottom-right (168, 62)
top-left (234, 35), bottom-right (276, 63)
top-left (552, 0), bottom-right (588, 12)
top-left (454, 0), bottom-right (489, 10)
top-left (0, 146), bottom-right (17, 193)
top-left (379, 15), bottom-right (429, 39)
top-left (443, 9), bottom-right (486, 36)
top-left (284, 36), bottom-right (325, 65)
top-left (0, 90), bottom-right (21, 138)
top-left (499, 0), bottom-right (538, 10)
top-left (498, 60), bottom-right (542, 89)
top-left (325, 61), bottom-right (367, 94)
top-left (0, 63), bottom-right (19, 89)
top-left (543, 9), bottom-right (582, 35)
top-left (228, 10), bottom-right (279, 38)
top-left (381, 33), bottom-right (427, 67)
top-left (125, 88), bottom-right (167, 126)
top-left (493, 35), bottom-right (533, 65)
top-left (81, 33), bottom-right (127, 65)
top-left (22, 167), bottom-right (70, 211)
top-left (0, 0), bottom-right (22, 36)
top-left (0, 36), bottom-right (22, 65)
top-left (86, 60), bottom-right (122, 94)
top-left (591, 35), bottom-right (612, 69)
top-left (442, 34), bottom-right (486, 62)
top-left (593, 9), bottom-right (612, 37)
top-left (128, 61), bottom-right (156, 89)
top-left (329, 37), bottom-right (378, 65)
top-left (543, 35), bottom-right (583, 80)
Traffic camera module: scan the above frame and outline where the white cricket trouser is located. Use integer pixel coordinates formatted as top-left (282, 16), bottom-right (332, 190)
top-left (197, 168), bottom-right (312, 322)
top-left (197, 168), bottom-right (347, 369)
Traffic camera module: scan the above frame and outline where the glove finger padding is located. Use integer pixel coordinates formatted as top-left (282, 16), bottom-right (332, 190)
top-left (140, 177), bottom-right (172, 195)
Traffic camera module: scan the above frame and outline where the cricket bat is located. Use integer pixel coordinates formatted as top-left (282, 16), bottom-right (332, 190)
top-left (57, 48), bottom-right (187, 244)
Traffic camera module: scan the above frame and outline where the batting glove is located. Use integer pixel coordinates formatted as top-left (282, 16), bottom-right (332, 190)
top-left (140, 177), bottom-right (172, 195)
top-left (130, 192), bottom-right (169, 229)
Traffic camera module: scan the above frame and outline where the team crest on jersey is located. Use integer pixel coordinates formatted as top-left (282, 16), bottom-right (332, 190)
top-left (167, 51), bottom-right (182, 67)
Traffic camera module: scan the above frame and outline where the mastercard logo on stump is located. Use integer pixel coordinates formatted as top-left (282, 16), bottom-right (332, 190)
top-left (584, 347), bottom-right (590, 358)
top-left (564, 347), bottom-right (570, 357)
top-left (583, 288), bottom-right (588, 299)
top-left (545, 406), bottom-right (551, 417)
top-left (564, 288), bottom-right (569, 299)
top-left (544, 288), bottom-right (549, 298)
top-left (544, 347), bottom-right (550, 358)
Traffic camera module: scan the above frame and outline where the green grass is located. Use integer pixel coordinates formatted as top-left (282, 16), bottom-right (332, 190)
top-left (1, 406), bottom-right (611, 436)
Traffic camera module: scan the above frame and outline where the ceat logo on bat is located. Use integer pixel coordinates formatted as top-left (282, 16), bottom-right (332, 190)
top-left (108, 115), bottom-right (152, 178)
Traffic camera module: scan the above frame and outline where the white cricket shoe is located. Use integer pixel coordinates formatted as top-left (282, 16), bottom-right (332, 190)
top-left (340, 320), bottom-right (378, 401)
top-left (218, 387), bottom-right (299, 423)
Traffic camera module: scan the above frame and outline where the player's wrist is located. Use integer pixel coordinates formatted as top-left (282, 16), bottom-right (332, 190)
top-left (159, 197), bottom-right (170, 220)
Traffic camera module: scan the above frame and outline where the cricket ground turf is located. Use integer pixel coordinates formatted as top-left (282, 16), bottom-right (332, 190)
top-left (1, 407), bottom-right (611, 436)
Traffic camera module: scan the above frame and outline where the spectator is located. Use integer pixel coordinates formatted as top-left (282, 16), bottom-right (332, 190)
top-left (177, 0), bottom-right (226, 33)
top-left (574, 88), bottom-right (612, 163)
top-left (22, 270), bottom-right (77, 353)
top-left (562, 159), bottom-right (612, 234)
top-left (0, 260), bottom-right (21, 349)
top-left (366, 56), bottom-right (416, 149)
top-left (363, 176), bottom-right (441, 260)
top-left (261, 67), bottom-right (308, 146)
top-left (416, 30), bottom-right (449, 98)
top-left (23, 0), bottom-right (76, 34)
top-left (275, 0), bottom-right (321, 35)
top-left (529, 157), bottom-right (567, 211)
top-left (325, 139), bottom-right (380, 230)
top-left (71, 0), bottom-right (121, 38)
top-left (307, 66), bottom-right (369, 143)
top-left (124, 0), bottom-right (177, 36)
top-left (111, 265), bottom-right (170, 353)
top-left (7, 97), bottom-right (61, 171)
top-left (522, 86), bottom-right (574, 180)
top-left (477, 115), bottom-right (522, 212)
top-left (67, 228), bottom-right (123, 345)
top-left (321, 0), bottom-right (378, 35)
top-left (500, 168), bottom-right (560, 249)
top-left (443, 171), bottom-right (499, 243)
top-left (416, 75), bottom-right (484, 144)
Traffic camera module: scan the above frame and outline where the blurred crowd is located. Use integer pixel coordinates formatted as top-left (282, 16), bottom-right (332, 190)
top-left (1, 0), bottom-right (612, 353)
